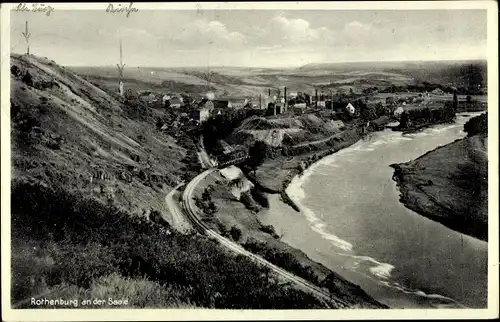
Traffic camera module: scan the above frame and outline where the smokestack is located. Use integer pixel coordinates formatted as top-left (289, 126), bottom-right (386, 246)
top-left (315, 89), bottom-right (318, 107)
top-left (268, 88), bottom-right (271, 96)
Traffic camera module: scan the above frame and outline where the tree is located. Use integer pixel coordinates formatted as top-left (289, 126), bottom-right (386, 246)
top-left (22, 71), bottom-right (33, 87)
top-left (246, 141), bottom-right (268, 174)
top-left (374, 102), bottom-right (385, 117)
top-left (229, 226), bottom-right (242, 241)
top-left (202, 189), bottom-right (211, 201)
top-left (453, 91), bottom-right (458, 110)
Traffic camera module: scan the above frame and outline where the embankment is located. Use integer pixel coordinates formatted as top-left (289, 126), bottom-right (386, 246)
top-left (250, 116), bottom-right (392, 211)
top-left (391, 113), bottom-right (488, 241)
top-left (194, 170), bottom-right (387, 308)
top-left (395, 105), bottom-right (456, 133)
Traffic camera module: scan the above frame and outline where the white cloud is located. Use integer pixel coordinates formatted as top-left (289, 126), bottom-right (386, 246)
top-left (259, 15), bottom-right (333, 44)
top-left (170, 19), bottom-right (246, 47)
top-left (343, 21), bottom-right (372, 34)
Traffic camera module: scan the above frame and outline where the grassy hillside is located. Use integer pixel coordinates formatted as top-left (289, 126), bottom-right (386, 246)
top-left (69, 60), bottom-right (486, 99)
top-left (11, 181), bottom-right (327, 309)
top-left (10, 54), bottom-right (339, 309)
top-left (391, 113), bottom-right (488, 241)
top-left (298, 60), bottom-right (487, 89)
top-left (11, 54), bottom-right (186, 219)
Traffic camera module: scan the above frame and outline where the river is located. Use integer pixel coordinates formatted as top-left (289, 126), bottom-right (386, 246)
top-left (258, 113), bottom-right (487, 308)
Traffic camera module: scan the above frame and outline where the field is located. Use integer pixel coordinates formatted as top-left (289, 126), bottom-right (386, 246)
top-left (69, 59), bottom-right (487, 100)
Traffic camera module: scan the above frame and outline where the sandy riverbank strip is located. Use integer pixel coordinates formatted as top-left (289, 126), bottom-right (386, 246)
top-left (248, 116), bottom-right (392, 211)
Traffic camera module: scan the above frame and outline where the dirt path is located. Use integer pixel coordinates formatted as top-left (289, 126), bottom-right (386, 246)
top-left (164, 184), bottom-right (192, 233)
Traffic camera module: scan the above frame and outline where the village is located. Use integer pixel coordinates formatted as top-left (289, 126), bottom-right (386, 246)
top-left (125, 75), bottom-right (487, 171)
top-left (133, 83), bottom-right (483, 124)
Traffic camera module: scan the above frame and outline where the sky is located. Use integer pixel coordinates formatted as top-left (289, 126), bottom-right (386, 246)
top-left (10, 9), bottom-right (488, 68)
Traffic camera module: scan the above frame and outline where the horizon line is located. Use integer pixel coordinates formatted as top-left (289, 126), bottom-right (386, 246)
top-left (64, 57), bottom-right (487, 69)
top-left (11, 52), bottom-right (486, 69)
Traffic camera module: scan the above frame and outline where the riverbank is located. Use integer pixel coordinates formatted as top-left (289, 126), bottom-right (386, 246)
top-left (192, 169), bottom-right (387, 308)
top-left (391, 132), bottom-right (488, 241)
top-left (254, 114), bottom-right (487, 308)
top-left (246, 116), bottom-right (392, 211)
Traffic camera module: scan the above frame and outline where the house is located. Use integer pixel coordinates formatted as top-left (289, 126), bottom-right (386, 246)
top-left (247, 98), bottom-right (267, 109)
top-left (293, 103), bottom-right (307, 109)
top-left (275, 102), bottom-right (287, 114)
top-left (432, 88), bottom-right (445, 95)
top-left (228, 98), bottom-right (248, 109)
top-left (215, 142), bottom-right (249, 167)
top-left (199, 99), bottom-right (215, 123)
top-left (345, 102), bottom-right (356, 115)
top-left (169, 97), bottom-right (183, 108)
top-left (218, 97), bottom-right (248, 110)
top-left (162, 94), bottom-right (171, 105)
top-left (200, 108), bottom-right (211, 123)
top-left (213, 100), bottom-right (229, 109)
top-left (267, 102), bottom-right (284, 116)
top-left (394, 106), bottom-right (405, 118)
top-left (138, 91), bottom-right (158, 104)
top-left (293, 103), bottom-right (307, 115)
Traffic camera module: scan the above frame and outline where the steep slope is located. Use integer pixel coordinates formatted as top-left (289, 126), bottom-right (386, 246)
top-left (226, 114), bottom-right (345, 148)
top-left (11, 53), bottom-right (186, 219)
top-left (10, 54), bottom-right (364, 309)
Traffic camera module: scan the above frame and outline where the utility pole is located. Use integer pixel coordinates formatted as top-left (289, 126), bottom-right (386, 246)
top-left (315, 88), bottom-right (318, 108)
top-left (284, 87), bottom-right (287, 112)
top-left (22, 21), bottom-right (31, 55)
top-left (206, 40), bottom-right (214, 95)
top-left (117, 39), bottom-right (125, 97)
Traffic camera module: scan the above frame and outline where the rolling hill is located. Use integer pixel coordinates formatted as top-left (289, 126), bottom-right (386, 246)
top-left (11, 54), bottom-right (187, 218)
top-left (69, 59), bottom-right (486, 99)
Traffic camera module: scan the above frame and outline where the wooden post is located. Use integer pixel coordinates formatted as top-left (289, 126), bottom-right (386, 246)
top-left (22, 21), bottom-right (31, 55)
top-left (117, 39), bottom-right (125, 97)
top-left (284, 87), bottom-right (287, 111)
top-left (315, 89), bottom-right (318, 108)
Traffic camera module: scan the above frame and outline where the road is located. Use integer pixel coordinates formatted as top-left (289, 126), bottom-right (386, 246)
top-left (197, 135), bottom-right (215, 169)
top-left (181, 168), bottom-right (350, 309)
top-left (165, 184), bottom-right (192, 233)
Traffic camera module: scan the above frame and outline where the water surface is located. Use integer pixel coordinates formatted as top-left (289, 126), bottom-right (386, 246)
top-left (259, 113), bottom-right (488, 308)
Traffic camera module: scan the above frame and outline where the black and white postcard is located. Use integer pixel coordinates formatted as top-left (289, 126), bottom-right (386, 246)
top-left (1, 1), bottom-right (498, 321)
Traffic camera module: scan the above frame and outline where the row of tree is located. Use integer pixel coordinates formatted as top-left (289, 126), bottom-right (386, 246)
top-left (378, 82), bottom-right (486, 95)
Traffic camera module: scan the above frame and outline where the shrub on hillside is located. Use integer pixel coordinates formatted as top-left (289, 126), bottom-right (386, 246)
top-left (250, 188), bottom-right (269, 208)
top-left (11, 181), bottom-right (326, 309)
top-left (259, 224), bottom-right (280, 239)
top-left (464, 113), bottom-right (487, 136)
top-left (229, 226), bottom-right (242, 241)
top-left (242, 238), bottom-right (320, 285)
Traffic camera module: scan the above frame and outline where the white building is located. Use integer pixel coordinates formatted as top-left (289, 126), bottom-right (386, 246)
top-left (345, 102), bottom-right (356, 115)
top-left (394, 106), bottom-right (405, 118)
